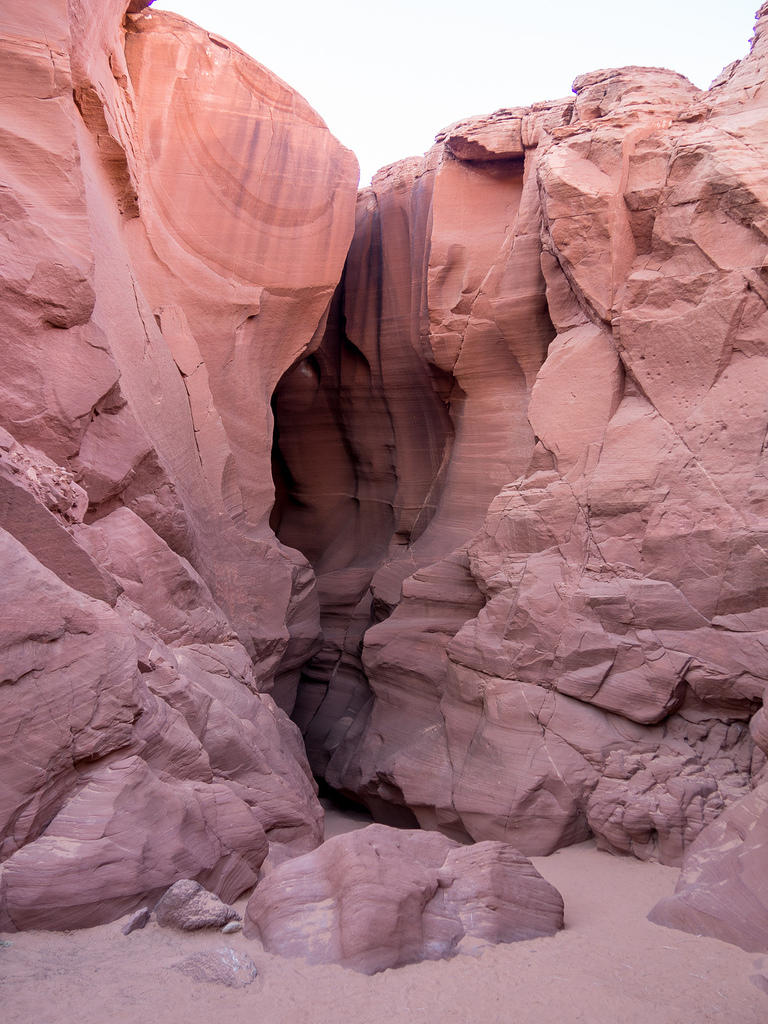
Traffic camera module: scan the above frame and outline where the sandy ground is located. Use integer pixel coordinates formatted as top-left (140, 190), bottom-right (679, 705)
top-left (1, 803), bottom-right (766, 1024)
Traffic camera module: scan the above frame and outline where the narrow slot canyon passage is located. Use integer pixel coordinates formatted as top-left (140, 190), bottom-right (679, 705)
top-left (1, 0), bottom-right (767, 1004)
top-left (267, 144), bottom-right (565, 842)
top-left (268, 277), bottom-right (454, 828)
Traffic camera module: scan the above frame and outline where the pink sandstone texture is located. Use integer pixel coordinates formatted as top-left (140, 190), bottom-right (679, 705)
top-left (649, 781), bottom-right (768, 952)
top-left (270, 3), bottom-right (768, 953)
top-left (243, 823), bottom-right (564, 973)
top-left (0, 0), bottom-right (356, 930)
top-left (2, 0), bottom-right (768, 960)
top-left (154, 879), bottom-right (239, 931)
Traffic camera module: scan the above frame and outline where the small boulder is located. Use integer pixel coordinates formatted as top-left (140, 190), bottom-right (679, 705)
top-left (155, 879), bottom-right (240, 931)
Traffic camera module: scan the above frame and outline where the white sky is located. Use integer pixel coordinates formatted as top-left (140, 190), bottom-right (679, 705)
top-left (150, 0), bottom-right (760, 184)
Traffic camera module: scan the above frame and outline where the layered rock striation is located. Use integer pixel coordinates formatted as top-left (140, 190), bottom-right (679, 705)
top-left (243, 823), bottom-right (564, 973)
top-left (2, 0), bottom-right (768, 958)
top-left (272, 8), bottom-right (768, 882)
top-left (0, 0), bottom-right (357, 929)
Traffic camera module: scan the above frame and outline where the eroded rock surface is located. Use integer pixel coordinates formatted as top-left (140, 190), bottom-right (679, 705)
top-left (243, 823), bottom-right (564, 973)
top-left (272, 3), bottom-right (768, 899)
top-left (0, 0), bottom-right (356, 930)
top-left (3, 0), bottom-right (768, 960)
top-left (649, 782), bottom-right (768, 952)
top-left (154, 879), bottom-right (239, 931)
top-left (0, 469), bottom-right (325, 929)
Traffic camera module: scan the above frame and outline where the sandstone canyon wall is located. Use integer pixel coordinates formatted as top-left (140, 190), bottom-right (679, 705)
top-left (271, 3), bottom-right (768, 938)
top-left (0, 0), bottom-right (357, 929)
top-left (2, 0), bottom-right (768, 956)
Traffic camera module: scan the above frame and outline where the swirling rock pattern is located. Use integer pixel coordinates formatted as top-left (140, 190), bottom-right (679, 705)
top-left (0, 0), bottom-right (356, 930)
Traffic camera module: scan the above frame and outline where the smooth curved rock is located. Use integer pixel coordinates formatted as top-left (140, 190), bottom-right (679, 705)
top-left (0, 0), bottom-right (355, 930)
top-left (125, 9), bottom-right (358, 535)
top-left (243, 824), bottom-right (563, 973)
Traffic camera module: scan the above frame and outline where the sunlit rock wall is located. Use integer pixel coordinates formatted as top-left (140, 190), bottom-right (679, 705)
top-left (0, 0), bottom-right (357, 929)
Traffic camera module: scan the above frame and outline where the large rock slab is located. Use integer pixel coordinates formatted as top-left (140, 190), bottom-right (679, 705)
top-left (649, 784), bottom-right (768, 952)
top-left (243, 823), bottom-right (564, 973)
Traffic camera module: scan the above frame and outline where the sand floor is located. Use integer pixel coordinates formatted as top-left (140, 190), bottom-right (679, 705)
top-left (1, 806), bottom-right (766, 1023)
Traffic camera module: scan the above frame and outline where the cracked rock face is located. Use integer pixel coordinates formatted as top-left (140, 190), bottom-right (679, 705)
top-left (243, 823), bottom-right (564, 973)
top-left (3, 0), bottom-right (768, 958)
top-left (271, 2), bottom-right (768, 918)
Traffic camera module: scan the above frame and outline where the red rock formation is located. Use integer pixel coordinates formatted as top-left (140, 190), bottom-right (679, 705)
top-left (243, 823), bottom-right (564, 973)
top-left (648, 782), bottom-right (768, 952)
top-left (125, 11), bottom-right (358, 537)
top-left (0, 0), bottom-right (356, 929)
top-left (272, 4), bottom-right (768, 901)
top-left (0, 436), bottom-right (325, 930)
top-left (3, 0), bottom-right (768, 959)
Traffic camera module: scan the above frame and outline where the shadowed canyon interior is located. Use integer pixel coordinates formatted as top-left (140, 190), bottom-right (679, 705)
top-left (1, 0), bottom-right (767, 961)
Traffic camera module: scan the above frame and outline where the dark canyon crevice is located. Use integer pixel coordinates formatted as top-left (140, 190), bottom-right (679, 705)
top-left (270, 141), bottom-right (561, 827)
top-left (270, 58), bottom-right (768, 889)
top-left (1, 0), bottom-right (768, 956)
